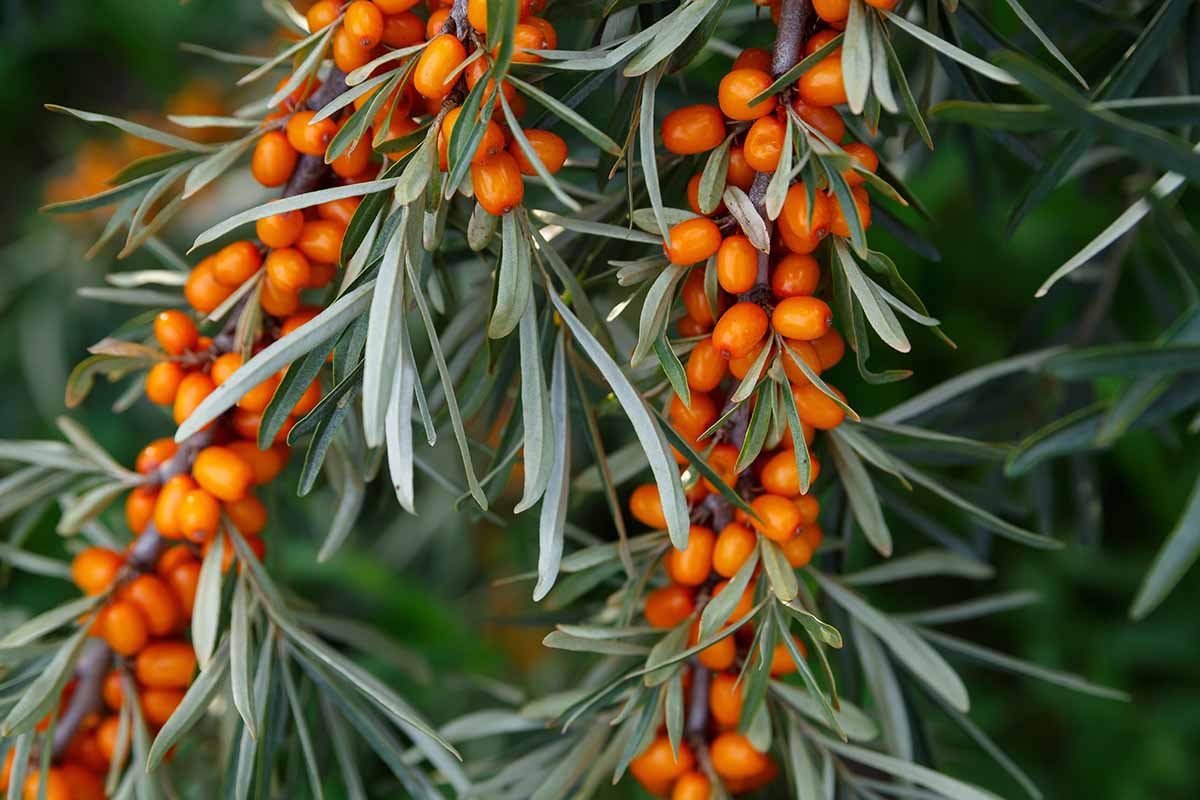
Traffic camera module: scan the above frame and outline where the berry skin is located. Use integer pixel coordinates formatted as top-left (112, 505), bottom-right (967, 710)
top-left (510, 22), bottom-right (548, 63)
top-left (137, 438), bottom-right (179, 474)
top-left (703, 443), bottom-right (739, 494)
top-left (103, 600), bottom-right (150, 656)
top-left (210, 352), bottom-right (244, 386)
top-left (712, 522), bottom-right (756, 577)
top-left (629, 736), bottom-right (695, 788)
top-left (227, 440), bottom-right (289, 485)
top-left (771, 253), bottom-right (821, 298)
top-left (686, 173), bottom-right (726, 216)
top-left (136, 641), bottom-right (197, 689)
top-left (140, 688), bottom-right (185, 727)
top-left (726, 145), bottom-right (756, 189)
top-left (261, 278), bottom-right (302, 317)
top-left (712, 302), bottom-right (769, 359)
top-left (749, 493), bottom-right (803, 542)
top-left (123, 574), bottom-right (182, 636)
top-left (732, 47), bottom-right (771, 72)
top-left (865, 0), bottom-right (899, 8)
top-left (305, 0), bottom-right (340, 31)
top-left (156, 545), bottom-right (195, 578)
top-left (265, 248), bottom-right (312, 293)
top-left (718, 68), bottom-right (776, 121)
top-left (716, 234), bottom-right (758, 294)
top-left (830, 186), bottom-right (872, 237)
top-left (192, 446), bottom-right (256, 503)
top-left (167, 562), bottom-right (202, 615)
top-left (439, 107), bottom-right (506, 167)
top-left (224, 492), bottom-right (268, 536)
top-left (685, 337), bottom-right (727, 392)
top-left (779, 184), bottom-right (832, 254)
top-left (842, 142), bottom-right (879, 186)
top-left (174, 371), bottom-right (215, 425)
top-left (20, 769), bottom-right (70, 800)
top-left (743, 115), bottom-right (785, 172)
top-left (251, 131), bottom-right (298, 187)
top-left (72, 548), bottom-right (124, 595)
top-left (793, 383), bottom-right (846, 430)
top-left (695, 625), bottom-right (736, 670)
top-left (644, 584), bottom-right (695, 628)
top-left (145, 361), bottom-right (185, 405)
top-left (414, 34), bottom-right (467, 99)
top-left (185, 257), bottom-right (235, 313)
top-left (125, 485), bottom-right (157, 534)
top-left (710, 733), bottom-right (770, 780)
top-left (287, 110), bottom-right (338, 157)
top-left (154, 474), bottom-right (197, 539)
top-left (331, 129), bottom-right (373, 178)
top-left (709, 671), bottom-right (744, 727)
top-left (773, 296), bottom-right (833, 341)
top-left (792, 97), bottom-right (846, 142)
top-left (296, 219), bottom-right (346, 264)
top-left (728, 340), bottom-right (765, 381)
top-left (812, 328), bottom-right (845, 370)
top-left (374, 0), bottom-right (421, 12)
top-left (660, 104), bottom-right (726, 155)
top-left (665, 525), bottom-right (715, 586)
top-left (471, 152), bottom-right (525, 216)
top-left (681, 268), bottom-right (718, 327)
top-left (213, 240), bottom-right (263, 287)
top-left (795, 494), bottom-right (821, 528)
top-left (467, 0), bottom-right (488, 31)
top-left (510, 129), bottom-right (568, 175)
top-left (178, 488), bottom-right (221, 543)
top-left (629, 483), bottom-right (666, 529)
top-left (782, 533), bottom-right (815, 568)
top-left (669, 391), bottom-right (718, 441)
top-left (318, 197), bottom-right (361, 227)
top-left (672, 772), bottom-right (711, 800)
top-left (664, 218), bottom-right (722, 266)
top-left (426, 8), bottom-right (451, 38)
top-left (153, 310), bottom-right (198, 356)
top-left (382, 12), bottom-right (426, 47)
top-left (798, 53), bottom-right (848, 108)
top-left (814, 0), bottom-right (850, 22)
top-left (345, 1), bottom-right (384, 47)
top-left (256, 210), bottom-right (306, 249)
top-left (761, 449), bottom-right (821, 497)
top-left (781, 338), bottom-right (824, 383)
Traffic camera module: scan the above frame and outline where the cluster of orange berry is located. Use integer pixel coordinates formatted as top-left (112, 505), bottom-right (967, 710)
top-left (251, 0), bottom-right (567, 218)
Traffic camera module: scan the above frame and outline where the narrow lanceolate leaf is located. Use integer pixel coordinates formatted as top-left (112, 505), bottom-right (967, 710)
top-left (869, 17), bottom-right (899, 114)
top-left (699, 547), bottom-right (759, 642)
top-left (723, 186), bottom-right (770, 252)
top-left (623, 0), bottom-right (720, 76)
top-left (490, 214), bottom-right (533, 339)
top-left (515, 304), bottom-right (553, 513)
top-left (631, 264), bottom-right (687, 367)
top-left (182, 133), bottom-right (256, 198)
top-left (230, 571), bottom-right (257, 739)
top-left (0, 594), bottom-right (103, 647)
top-left (854, 622), bottom-right (913, 760)
top-left (1, 625), bottom-right (87, 735)
top-left (845, 548), bottom-right (993, 585)
top-left (698, 137), bottom-right (732, 215)
top-left (192, 532), bottom-right (224, 670)
top-left (765, 120), bottom-right (793, 221)
top-left (881, 10), bottom-right (1017, 85)
top-left (175, 281), bottom-right (373, 440)
top-left (814, 572), bottom-right (970, 712)
top-left (548, 292), bottom-right (690, 550)
top-left (835, 240), bottom-right (910, 353)
top-left (362, 213), bottom-right (407, 447)
top-left (639, 68), bottom-right (673, 247)
top-left (46, 105), bottom-right (214, 152)
top-left (507, 75), bottom-right (622, 155)
top-left (385, 337), bottom-right (418, 513)
top-left (828, 430), bottom-right (892, 557)
top-left (816, 735), bottom-right (1005, 800)
top-left (534, 332), bottom-right (571, 602)
top-left (1130, 473), bottom-right (1200, 620)
top-left (842, 1), bottom-right (871, 115)
top-left (147, 641), bottom-right (230, 770)
top-left (761, 540), bottom-right (800, 602)
top-left (1001, 0), bottom-right (1087, 89)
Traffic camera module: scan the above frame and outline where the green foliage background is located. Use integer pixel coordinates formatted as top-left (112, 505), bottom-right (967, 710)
top-left (1, 2), bottom-right (1198, 798)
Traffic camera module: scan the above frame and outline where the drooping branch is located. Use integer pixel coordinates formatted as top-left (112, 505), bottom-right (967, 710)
top-left (51, 640), bottom-right (111, 757)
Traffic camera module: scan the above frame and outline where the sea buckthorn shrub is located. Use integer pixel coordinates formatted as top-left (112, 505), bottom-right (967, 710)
top-left (6, 0), bottom-right (1196, 797)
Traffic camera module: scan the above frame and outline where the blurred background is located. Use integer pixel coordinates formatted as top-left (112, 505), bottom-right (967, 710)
top-left (1, 2), bottom-right (1198, 798)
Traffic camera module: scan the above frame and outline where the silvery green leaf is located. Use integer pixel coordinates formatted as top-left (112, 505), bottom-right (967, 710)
top-left (842, 1), bottom-right (872, 114)
top-left (46, 105), bottom-right (214, 152)
top-left (631, 264), bottom-right (686, 367)
top-left (623, 0), bottom-right (720, 76)
top-left (1, 625), bottom-right (87, 735)
top-left (0, 594), bottom-right (103, 647)
top-left (468, 203), bottom-right (497, 251)
top-left (499, 94), bottom-right (581, 212)
top-left (765, 120), bottom-right (793, 220)
top-left (816, 734), bottom-right (1005, 800)
top-left (533, 331), bottom-right (570, 602)
top-left (535, 211), bottom-right (661, 244)
top-left (639, 68), bottom-right (673, 246)
top-left (183, 132), bottom-right (256, 198)
top-left (834, 240), bottom-right (910, 353)
top-left (363, 213), bottom-right (407, 446)
top-left (489, 214), bottom-right (533, 339)
top-left (722, 186), bottom-right (769, 252)
top-left (761, 540), bottom-right (799, 602)
top-left (506, 76), bottom-right (622, 155)
top-left (869, 15), bottom-right (899, 114)
top-left (541, 631), bottom-right (650, 656)
top-left (192, 533), bottom-right (224, 670)
top-left (881, 10), bottom-right (1017, 85)
top-left (280, 657), bottom-right (325, 800)
top-left (515, 304), bottom-right (553, 513)
top-left (56, 480), bottom-right (129, 535)
top-left (845, 548), bottom-right (994, 585)
top-left (385, 344), bottom-right (418, 514)
top-left (395, 126), bottom-right (438, 205)
top-left (547, 293), bottom-right (689, 550)
top-left (698, 136), bottom-right (732, 215)
top-left (854, 622), bottom-right (912, 759)
top-left (828, 429), bottom-right (892, 557)
top-left (230, 570), bottom-right (256, 739)
top-left (699, 546), bottom-right (759, 641)
top-left (147, 640), bottom-right (229, 770)
top-left (631, 208), bottom-right (696, 233)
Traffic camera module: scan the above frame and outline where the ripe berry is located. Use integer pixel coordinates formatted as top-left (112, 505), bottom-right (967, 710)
top-left (710, 733), bottom-right (770, 780)
top-left (644, 584), bottom-right (695, 628)
top-left (145, 361), bottom-right (184, 405)
top-left (796, 494), bottom-right (821, 527)
top-left (125, 485), bottom-right (157, 534)
top-left (471, 151), bottom-right (525, 216)
top-left (178, 488), bottom-right (221, 543)
top-left (830, 186), bottom-right (872, 237)
top-left (773, 296), bottom-right (833, 340)
top-left (101, 671), bottom-right (123, 710)
top-left (761, 448), bottom-right (821, 497)
top-left (781, 338), bottom-right (824, 384)
top-left (265, 248), bottom-right (312, 293)
top-left (695, 625), bottom-right (736, 670)
top-left (814, 0), bottom-right (850, 22)
top-left (414, 34), bottom-right (467, 99)
top-left (251, 131), bottom-right (298, 187)
top-left (193, 446), bottom-right (256, 502)
top-left (261, 278), bottom-right (302, 317)
top-left (629, 483), bottom-right (666, 529)
top-left (331, 129), bottom-right (373, 178)
top-left (771, 253), bottom-right (821, 298)
top-left (509, 22), bottom-right (549, 63)
top-left (20, 770), bottom-right (70, 800)
top-left (136, 437), bottom-right (178, 475)
top-left (718, 68), bottom-right (776, 121)
top-left (842, 142), bottom-right (879, 186)
top-left (782, 533), bottom-right (815, 568)
top-left (669, 391), bottom-right (717, 441)
top-left (167, 561), bottom-right (201, 614)
top-left (665, 525), bottom-right (715, 586)
top-left (173, 371), bottom-right (215, 425)
top-left (743, 115), bottom-right (785, 172)
top-left (287, 110), bottom-right (338, 157)
top-left (213, 240), bottom-right (263, 287)
top-left (374, 0), bottom-right (421, 12)
top-left (865, 0), bottom-right (899, 8)
top-left (681, 268), bottom-right (718, 327)
top-left (525, 16), bottom-right (557, 49)
top-left (703, 443), bottom-right (739, 494)
top-left (382, 11), bottom-right (425, 47)
top-left (185, 257), bottom-right (235, 313)
top-left (153, 310), bottom-right (198, 356)
top-left (798, 52), bottom-right (848, 108)
top-left (727, 145), bottom-right (756, 189)
top-left (660, 104), bottom-right (725, 155)
top-left (72, 548), bottom-right (123, 595)
top-left (711, 578), bottom-right (755, 621)
top-left (664, 218), bottom-right (721, 266)
top-left (140, 688), bottom-right (185, 727)
top-left (345, 1), bottom-right (384, 47)
top-left (154, 474), bottom-right (197, 539)
top-left (716, 234), bottom-right (758, 293)
top-left (732, 47), bottom-right (771, 72)
top-left (686, 173), bottom-right (725, 216)
top-left (749, 493), bottom-right (802, 542)
top-left (709, 671), bottom-right (744, 727)
top-left (684, 337), bottom-right (727, 392)
top-left (136, 641), bottom-right (196, 689)
top-left (227, 440), bottom-right (290, 485)
top-left (629, 736), bottom-right (695, 789)
top-left (439, 107), bottom-right (506, 167)
top-left (793, 382), bottom-right (846, 430)
top-left (792, 97), bottom-right (846, 142)
top-left (123, 574), bottom-right (182, 636)
top-left (728, 340), bottom-right (765, 380)
top-left (467, 0), bottom-right (489, 32)
top-left (672, 772), bottom-right (711, 800)
top-left (256, 210), bottom-right (305, 249)
top-left (224, 493), bottom-right (268, 537)
top-left (712, 522), bottom-right (756, 577)
top-left (426, 8), bottom-right (451, 38)
top-left (712, 302), bottom-right (768, 359)
top-left (103, 600), bottom-right (149, 656)
top-left (297, 219), bottom-right (346, 264)
top-left (318, 197), bottom-right (361, 227)
top-left (156, 545), bottom-right (195, 578)
top-left (510, 129), bottom-right (568, 175)
top-left (779, 183), bottom-right (832, 254)
top-left (812, 328), bottom-right (845, 370)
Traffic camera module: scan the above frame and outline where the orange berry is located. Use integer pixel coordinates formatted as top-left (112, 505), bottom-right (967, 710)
top-left (669, 391), bottom-right (717, 440)
top-left (265, 248), bottom-right (312, 293)
top-left (192, 446), bottom-right (256, 503)
top-left (672, 771), bottom-right (711, 800)
top-left (814, 0), bottom-right (850, 22)
top-left (95, 715), bottom-right (125, 762)
top-left (136, 641), bottom-right (196, 689)
top-left (781, 339), bottom-right (824, 384)
top-left (525, 16), bottom-right (557, 49)
top-left (743, 115), bottom-right (785, 172)
top-left (227, 440), bottom-right (289, 485)
top-left (318, 196), bottom-right (361, 227)
top-left (630, 736), bottom-right (695, 787)
top-left (297, 219), bottom-right (346, 264)
top-left (732, 47), bottom-right (771, 72)
top-left (779, 183), bottom-right (832, 254)
top-left (251, 130), bottom-right (298, 187)
top-left (812, 328), bottom-right (845, 370)
top-left (72, 548), bottom-right (124, 595)
top-left (718, 68), bottom-right (776, 121)
top-left (796, 495), bottom-right (821, 528)
top-left (678, 315), bottom-right (708, 338)
top-left (865, 0), bottom-right (899, 8)
top-left (210, 352), bottom-right (244, 386)
top-left (260, 278), bottom-right (302, 317)
top-left (686, 172), bottom-right (726, 216)
top-left (792, 97), bottom-right (846, 143)
top-left (425, 8), bottom-right (451, 39)
top-left (471, 151), bottom-right (525, 216)
top-left (665, 525), bottom-right (715, 586)
top-left (644, 584), bottom-right (695, 628)
top-left (155, 544), bottom-right (195, 578)
top-left (331, 129), bottom-right (373, 178)
top-left (781, 533), bottom-right (814, 568)
top-left (712, 302), bottom-right (768, 359)
top-left (414, 34), bottom-right (466, 99)
top-left (173, 371), bottom-right (215, 425)
top-left (710, 733), bottom-right (770, 780)
top-left (805, 30), bottom-right (842, 57)
top-left (769, 635), bottom-right (807, 675)
top-left (681, 267), bottom-right (718, 327)
top-left (660, 104), bottom-right (725, 155)
top-left (749, 493), bottom-right (802, 542)
top-left (510, 22), bottom-right (548, 63)
top-left (798, 54), bottom-right (847, 108)
top-left (466, 0), bottom-right (488, 31)
top-left (345, 1), bottom-right (384, 47)
top-left (306, 0), bottom-right (340, 31)
top-left (153, 310), bottom-right (198, 357)
top-left (167, 562), bottom-right (201, 615)
top-left (665, 218), bottom-right (723, 266)
top-left (709, 672), bottom-right (744, 728)
top-left (830, 186), bottom-right (872, 237)
top-left (21, 769), bottom-right (70, 800)
top-left (213, 240), bottom-right (263, 287)
top-left (685, 337), bottom-right (727, 392)
top-left (382, 11), bottom-right (425, 47)
top-left (124, 574), bottom-right (182, 636)
top-left (716, 234), bottom-right (758, 294)
top-left (153, 474), bottom-right (196, 540)
top-left (178, 488), bottom-right (221, 543)
top-left (184, 257), bottom-right (234, 313)
top-left (287, 110), bottom-right (338, 157)
top-left (125, 485), bottom-right (157, 535)
top-left (793, 382), bottom-right (845, 430)
top-left (728, 339), bottom-right (765, 380)
top-left (103, 600), bottom-right (149, 656)
top-left (510, 129), bottom-right (568, 175)
top-left (842, 142), bottom-right (879, 186)
top-left (439, 107), bottom-right (506, 167)
top-left (145, 361), bottom-right (184, 405)
top-left (629, 483), bottom-right (666, 529)
top-left (695, 625), bottom-right (736, 670)
top-left (773, 296), bottom-right (832, 341)
top-left (102, 670), bottom-right (123, 710)
top-left (223, 493), bottom-right (268, 537)
top-left (374, 0), bottom-right (421, 12)
top-left (308, 262), bottom-right (336, 288)
top-left (703, 443), bottom-right (740, 494)
top-left (727, 145), bottom-right (756, 189)
top-left (712, 522), bottom-right (756, 577)
top-left (771, 253), bottom-right (821, 298)
top-left (140, 688), bottom-right (185, 727)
